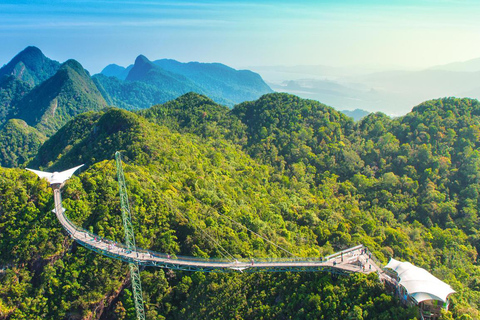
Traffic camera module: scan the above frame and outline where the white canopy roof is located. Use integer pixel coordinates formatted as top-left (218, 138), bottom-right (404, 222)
top-left (27, 165), bottom-right (84, 185)
top-left (384, 258), bottom-right (455, 304)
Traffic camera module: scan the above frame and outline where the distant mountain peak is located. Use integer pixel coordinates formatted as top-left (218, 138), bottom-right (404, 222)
top-left (100, 64), bottom-right (133, 80)
top-left (0, 46), bottom-right (60, 85)
top-left (18, 46), bottom-right (43, 58)
top-left (125, 54), bottom-right (193, 88)
top-left (430, 56), bottom-right (480, 73)
top-left (61, 59), bottom-right (88, 74)
top-left (125, 55), bottom-right (159, 82)
top-left (341, 109), bottom-right (370, 121)
top-left (14, 46), bottom-right (43, 61)
top-left (134, 54), bottom-right (153, 67)
top-left (14, 58), bottom-right (107, 135)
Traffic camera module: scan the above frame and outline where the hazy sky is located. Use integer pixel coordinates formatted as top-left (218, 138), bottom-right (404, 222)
top-left (1, 0), bottom-right (480, 74)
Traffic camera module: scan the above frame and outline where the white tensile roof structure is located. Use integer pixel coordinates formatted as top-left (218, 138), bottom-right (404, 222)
top-left (26, 165), bottom-right (84, 185)
top-left (385, 258), bottom-right (455, 304)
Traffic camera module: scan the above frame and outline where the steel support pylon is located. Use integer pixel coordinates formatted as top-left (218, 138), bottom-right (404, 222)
top-left (115, 151), bottom-right (146, 320)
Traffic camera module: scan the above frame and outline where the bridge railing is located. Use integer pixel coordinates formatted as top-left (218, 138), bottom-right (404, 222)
top-left (58, 191), bottom-right (379, 267)
top-left (59, 209), bottom-right (329, 265)
top-left (60, 206), bottom-right (387, 269)
top-left (237, 256), bottom-right (326, 263)
top-left (363, 246), bottom-right (385, 269)
top-left (59, 210), bottom-right (231, 263)
top-left (323, 245), bottom-right (364, 261)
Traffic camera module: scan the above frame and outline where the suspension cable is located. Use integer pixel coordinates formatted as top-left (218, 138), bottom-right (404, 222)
top-left (117, 157), bottom-right (295, 259)
top-left (164, 199), bottom-right (236, 261)
top-left (204, 202), bottom-right (298, 258)
top-left (110, 159), bottom-right (236, 261)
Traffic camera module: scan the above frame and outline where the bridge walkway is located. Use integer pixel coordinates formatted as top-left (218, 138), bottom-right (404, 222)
top-left (52, 185), bottom-right (383, 274)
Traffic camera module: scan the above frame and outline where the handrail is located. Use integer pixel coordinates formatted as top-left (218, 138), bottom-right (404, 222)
top-left (324, 245), bottom-right (364, 261)
top-left (58, 199), bottom-right (329, 264)
top-left (52, 186), bottom-right (383, 273)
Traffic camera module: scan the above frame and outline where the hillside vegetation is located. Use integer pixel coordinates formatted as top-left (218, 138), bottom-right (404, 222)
top-left (1, 93), bottom-right (480, 319)
top-left (0, 56), bottom-right (108, 166)
top-left (0, 119), bottom-right (46, 167)
top-left (0, 76), bottom-right (32, 127)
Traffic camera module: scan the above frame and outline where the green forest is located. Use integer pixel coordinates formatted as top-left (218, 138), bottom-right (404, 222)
top-left (1, 92), bottom-right (480, 319)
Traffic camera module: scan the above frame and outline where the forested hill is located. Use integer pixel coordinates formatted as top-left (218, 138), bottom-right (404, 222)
top-left (0, 75), bottom-right (32, 127)
top-left (1, 92), bottom-right (477, 318)
top-left (142, 92), bottom-right (480, 237)
top-left (0, 46), bottom-right (61, 130)
top-left (1, 105), bottom-right (415, 319)
top-left (0, 119), bottom-right (46, 168)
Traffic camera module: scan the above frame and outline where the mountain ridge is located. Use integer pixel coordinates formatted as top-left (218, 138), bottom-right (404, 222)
top-left (429, 56), bottom-right (480, 72)
top-left (14, 59), bottom-right (108, 136)
top-left (97, 55), bottom-right (273, 107)
top-left (153, 58), bottom-right (273, 105)
top-left (100, 63), bottom-right (133, 80)
top-left (125, 55), bottom-right (203, 93)
top-left (0, 46), bottom-right (60, 86)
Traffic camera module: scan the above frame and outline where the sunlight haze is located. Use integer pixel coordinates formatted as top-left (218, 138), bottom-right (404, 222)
top-left (1, 0), bottom-right (480, 73)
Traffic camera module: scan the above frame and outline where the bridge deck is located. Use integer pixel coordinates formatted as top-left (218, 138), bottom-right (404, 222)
top-left (53, 187), bottom-right (382, 274)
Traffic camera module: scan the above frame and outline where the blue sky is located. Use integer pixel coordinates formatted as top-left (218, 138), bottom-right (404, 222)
top-left (1, 0), bottom-right (480, 73)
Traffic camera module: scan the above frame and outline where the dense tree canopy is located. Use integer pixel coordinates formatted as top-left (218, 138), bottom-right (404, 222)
top-left (1, 93), bottom-right (480, 319)
top-left (0, 119), bottom-right (46, 167)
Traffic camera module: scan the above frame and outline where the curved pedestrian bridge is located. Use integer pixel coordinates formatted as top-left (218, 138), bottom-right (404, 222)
top-left (51, 184), bottom-right (382, 274)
